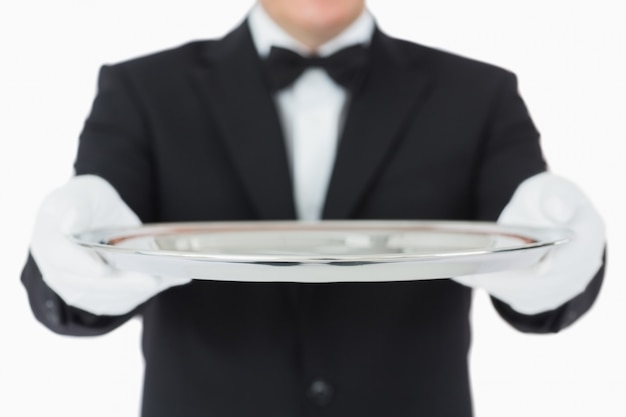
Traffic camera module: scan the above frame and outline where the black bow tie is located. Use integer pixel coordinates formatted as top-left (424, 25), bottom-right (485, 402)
top-left (264, 44), bottom-right (369, 91)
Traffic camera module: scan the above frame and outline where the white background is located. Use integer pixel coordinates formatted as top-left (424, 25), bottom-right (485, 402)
top-left (1, 1), bottom-right (624, 416)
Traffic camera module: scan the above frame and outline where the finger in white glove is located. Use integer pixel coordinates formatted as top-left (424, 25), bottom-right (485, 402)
top-left (30, 175), bottom-right (191, 316)
top-left (454, 172), bottom-right (605, 314)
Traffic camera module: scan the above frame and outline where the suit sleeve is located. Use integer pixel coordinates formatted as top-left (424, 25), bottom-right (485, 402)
top-left (473, 71), bottom-right (605, 333)
top-left (491, 253), bottom-right (605, 333)
top-left (74, 64), bottom-right (158, 221)
top-left (21, 253), bottom-right (139, 336)
top-left (21, 65), bottom-right (156, 336)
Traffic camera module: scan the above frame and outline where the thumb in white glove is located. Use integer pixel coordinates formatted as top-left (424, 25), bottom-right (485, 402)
top-left (30, 175), bottom-right (191, 316)
top-left (454, 172), bottom-right (605, 314)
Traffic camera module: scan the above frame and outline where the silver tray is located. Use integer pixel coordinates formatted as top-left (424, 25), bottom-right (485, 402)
top-left (71, 220), bottom-right (572, 282)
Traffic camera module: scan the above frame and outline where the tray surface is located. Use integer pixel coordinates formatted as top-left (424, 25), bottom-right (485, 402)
top-left (71, 220), bottom-right (571, 282)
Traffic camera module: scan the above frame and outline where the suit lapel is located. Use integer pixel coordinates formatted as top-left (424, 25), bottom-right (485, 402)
top-left (323, 30), bottom-right (432, 219)
top-left (189, 24), bottom-right (431, 221)
top-left (191, 22), bottom-right (296, 220)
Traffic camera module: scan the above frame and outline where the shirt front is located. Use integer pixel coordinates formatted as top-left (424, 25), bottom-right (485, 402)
top-left (247, 4), bottom-right (375, 221)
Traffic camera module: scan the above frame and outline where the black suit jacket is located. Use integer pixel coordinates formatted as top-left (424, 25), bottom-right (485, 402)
top-left (21, 22), bottom-right (604, 417)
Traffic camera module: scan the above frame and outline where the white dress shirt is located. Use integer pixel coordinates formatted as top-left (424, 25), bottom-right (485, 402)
top-left (248, 4), bottom-right (375, 221)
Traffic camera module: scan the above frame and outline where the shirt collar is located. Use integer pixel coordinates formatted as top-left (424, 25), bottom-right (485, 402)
top-left (247, 3), bottom-right (375, 58)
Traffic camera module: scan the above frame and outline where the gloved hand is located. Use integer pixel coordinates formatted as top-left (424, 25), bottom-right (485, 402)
top-left (454, 172), bottom-right (605, 315)
top-left (30, 175), bottom-right (191, 316)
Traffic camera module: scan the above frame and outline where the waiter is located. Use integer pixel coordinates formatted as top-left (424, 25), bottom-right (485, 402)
top-left (22, 0), bottom-right (606, 416)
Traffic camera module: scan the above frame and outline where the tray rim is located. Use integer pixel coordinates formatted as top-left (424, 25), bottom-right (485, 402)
top-left (70, 220), bottom-right (573, 265)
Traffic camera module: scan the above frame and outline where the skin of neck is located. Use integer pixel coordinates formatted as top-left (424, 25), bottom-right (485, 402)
top-left (259, 0), bottom-right (365, 51)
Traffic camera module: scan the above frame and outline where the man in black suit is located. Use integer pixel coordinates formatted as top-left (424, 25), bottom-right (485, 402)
top-left (22, 0), bottom-right (606, 416)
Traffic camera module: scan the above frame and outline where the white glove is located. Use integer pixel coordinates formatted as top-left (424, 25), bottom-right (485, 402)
top-left (30, 175), bottom-right (191, 316)
top-left (454, 172), bottom-right (605, 315)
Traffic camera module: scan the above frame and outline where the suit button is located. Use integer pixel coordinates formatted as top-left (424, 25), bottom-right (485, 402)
top-left (44, 299), bottom-right (61, 326)
top-left (307, 378), bottom-right (333, 406)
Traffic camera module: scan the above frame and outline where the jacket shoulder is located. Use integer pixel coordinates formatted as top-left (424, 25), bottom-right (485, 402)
top-left (386, 34), bottom-right (517, 82)
top-left (104, 40), bottom-right (216, 73)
